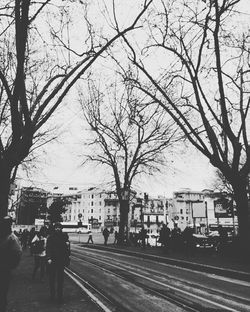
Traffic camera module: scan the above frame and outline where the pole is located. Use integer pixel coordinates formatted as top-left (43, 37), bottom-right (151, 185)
top-left (232, 203), bottom-right (235, 237)
top-left (205, 202), bottom-right (209, 234)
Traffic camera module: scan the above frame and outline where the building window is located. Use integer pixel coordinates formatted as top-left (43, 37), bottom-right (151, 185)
top-left (91, 201), bottom-right (93, 206)
top-left (180, 209), bottom-right (183, 214)
top-left (91, 194), bottom-right (94, 199)
top-left (91, 209), bottom-right (93, 213)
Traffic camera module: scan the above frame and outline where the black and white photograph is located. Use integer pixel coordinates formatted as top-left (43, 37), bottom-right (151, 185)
top-left (0, 1), bottom-right (250, 311)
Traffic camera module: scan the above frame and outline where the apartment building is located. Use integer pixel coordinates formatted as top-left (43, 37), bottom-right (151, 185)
top-left (171, 188), bottom-right (237, 233)
top-left (16, 187), bottom-right (48, 225)
top-left (68, 187), bottom-right (115, 229)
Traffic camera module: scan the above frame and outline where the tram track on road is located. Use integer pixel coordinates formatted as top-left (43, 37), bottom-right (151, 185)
top-left (65, 267), bottom-right (131, 312)
top-left (67, 255), bottom-right (200, 312)
top-left (69, 247), bottom-right (250, 312)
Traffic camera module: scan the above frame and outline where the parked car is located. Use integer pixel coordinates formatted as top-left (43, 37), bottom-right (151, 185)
top-left (193, 234), bottom-right (217, 249)
top-left (147, 233), bottom-right (161, 247)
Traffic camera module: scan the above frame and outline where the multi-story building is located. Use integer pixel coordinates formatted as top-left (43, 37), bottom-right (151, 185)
top-left (69, 188), bottom-right (141, 231)
top-left (171, 188), bottom-right (238, 233)
top-left (142, 196), bottom-right (168, 233)
top-left (47, 186), bottom-right (79, 222)
top-left (104, 191), bottom-right (120, 228)
top-left (129, 193), bottom-right (169, 233)
top-left (69, 187), bottom-right (109, 229)
top-left (171, 188), bottom-right (204, 231)
top-left (16, 187), bottom-right (48, 225)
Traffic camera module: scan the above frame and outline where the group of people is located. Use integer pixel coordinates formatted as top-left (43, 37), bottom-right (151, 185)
top-left (127, 224), bottom-right (191, 253)
top-left (102, 227), bottom-right (119, 245)
top-left (0, 217), bottom-right (71, 311)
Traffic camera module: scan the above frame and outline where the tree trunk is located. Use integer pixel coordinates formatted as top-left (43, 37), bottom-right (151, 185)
top-left (118, 199), bottom-right (129, 245)
top-left (0, 160), bottom-right (12, 218)
top-left (232, 179), bottom-right (250, 258)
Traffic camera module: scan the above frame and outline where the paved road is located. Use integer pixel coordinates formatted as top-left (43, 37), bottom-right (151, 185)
top-left (69, 243), bottom-right (250, 312)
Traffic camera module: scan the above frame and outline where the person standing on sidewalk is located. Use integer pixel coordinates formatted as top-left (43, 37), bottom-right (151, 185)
top-left (46, 223), bottom-right (70, 302)
top-left (31, 227), bottom-right (47, 281)
top-left (103, 227), bottom-right (110, 245)
top-left (0, 216), bottom-right (22, 312)
top-left (159, 224), bottom-right (171, 252)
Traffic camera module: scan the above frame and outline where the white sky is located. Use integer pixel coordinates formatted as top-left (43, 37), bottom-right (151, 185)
top-left (18, 104), bottom-right (216, 198)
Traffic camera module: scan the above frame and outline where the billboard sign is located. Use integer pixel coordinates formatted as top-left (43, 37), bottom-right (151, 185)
top-left (214, 198), bottom-right (233, 218)
top-left (34, 219), bottom-right (45, 226)
top-left (192, 202), bottom-right (206, 218)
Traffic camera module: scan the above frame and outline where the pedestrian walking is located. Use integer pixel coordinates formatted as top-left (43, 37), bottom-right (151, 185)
top-left (46, 223), bottom-right (70, 302)
top-left (0, 216), bottom-right (22, 312)
top-left (114, 231), bottom-right (119, 245)
top-left (139, 227), bottom-right (148, 248)
top-left (103, 227), bottom-right (110, 245)
top-left (87, 230), bottom-right (94, 244)
top-left (31, 227), bottom-right (47, 281)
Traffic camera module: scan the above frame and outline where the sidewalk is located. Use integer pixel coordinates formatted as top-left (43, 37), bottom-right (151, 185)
top-left (7, 249), bottom-right (100, 312)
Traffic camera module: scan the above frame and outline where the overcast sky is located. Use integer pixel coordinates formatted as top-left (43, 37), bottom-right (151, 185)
top-left (18, 104), bottom-right (216, 198)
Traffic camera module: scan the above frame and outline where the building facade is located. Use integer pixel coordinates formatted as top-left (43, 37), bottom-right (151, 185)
top-left (171, 188), bottom-right (238, 233)
top-left (16, 187), bottom-right (48, 225)
top-left (68, 187), bottom-right (110, 229)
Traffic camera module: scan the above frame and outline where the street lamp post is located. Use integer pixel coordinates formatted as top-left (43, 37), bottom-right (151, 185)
top-left (78, 213), bottom-right (82, 243)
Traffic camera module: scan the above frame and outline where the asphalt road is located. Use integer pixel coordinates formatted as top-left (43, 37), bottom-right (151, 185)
top-left (69, 242), bottom-right (250, 312)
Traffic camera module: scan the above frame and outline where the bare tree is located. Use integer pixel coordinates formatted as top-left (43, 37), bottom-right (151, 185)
top-left (120, 0), bottom-right (250, 252)
top-left (0, 0), bottom-right (152, 218)
top-left (211, 169), bottom-right (234, 194)
top-left (80, 77), bottom-right (179, 244)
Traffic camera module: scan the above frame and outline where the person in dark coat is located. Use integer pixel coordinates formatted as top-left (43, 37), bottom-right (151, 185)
top-left (46, 223), bottom-right (70, 302)
top-left (139, 227), bottom-right (148, 248)
top-left (114, 231), bottom-right (119, 245)
top-left (103, 227), bottom-right (110, 245)
top-left (0, 216), bottom-right (22, 312)
top-left (171, 223), bottom-right (182, 251)
top-left (182, 226), bottom-right (195, 256)
top-left (218, 225), bottom-right (228, 254)
top-left (159, 224), bottom-right (171, 252)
